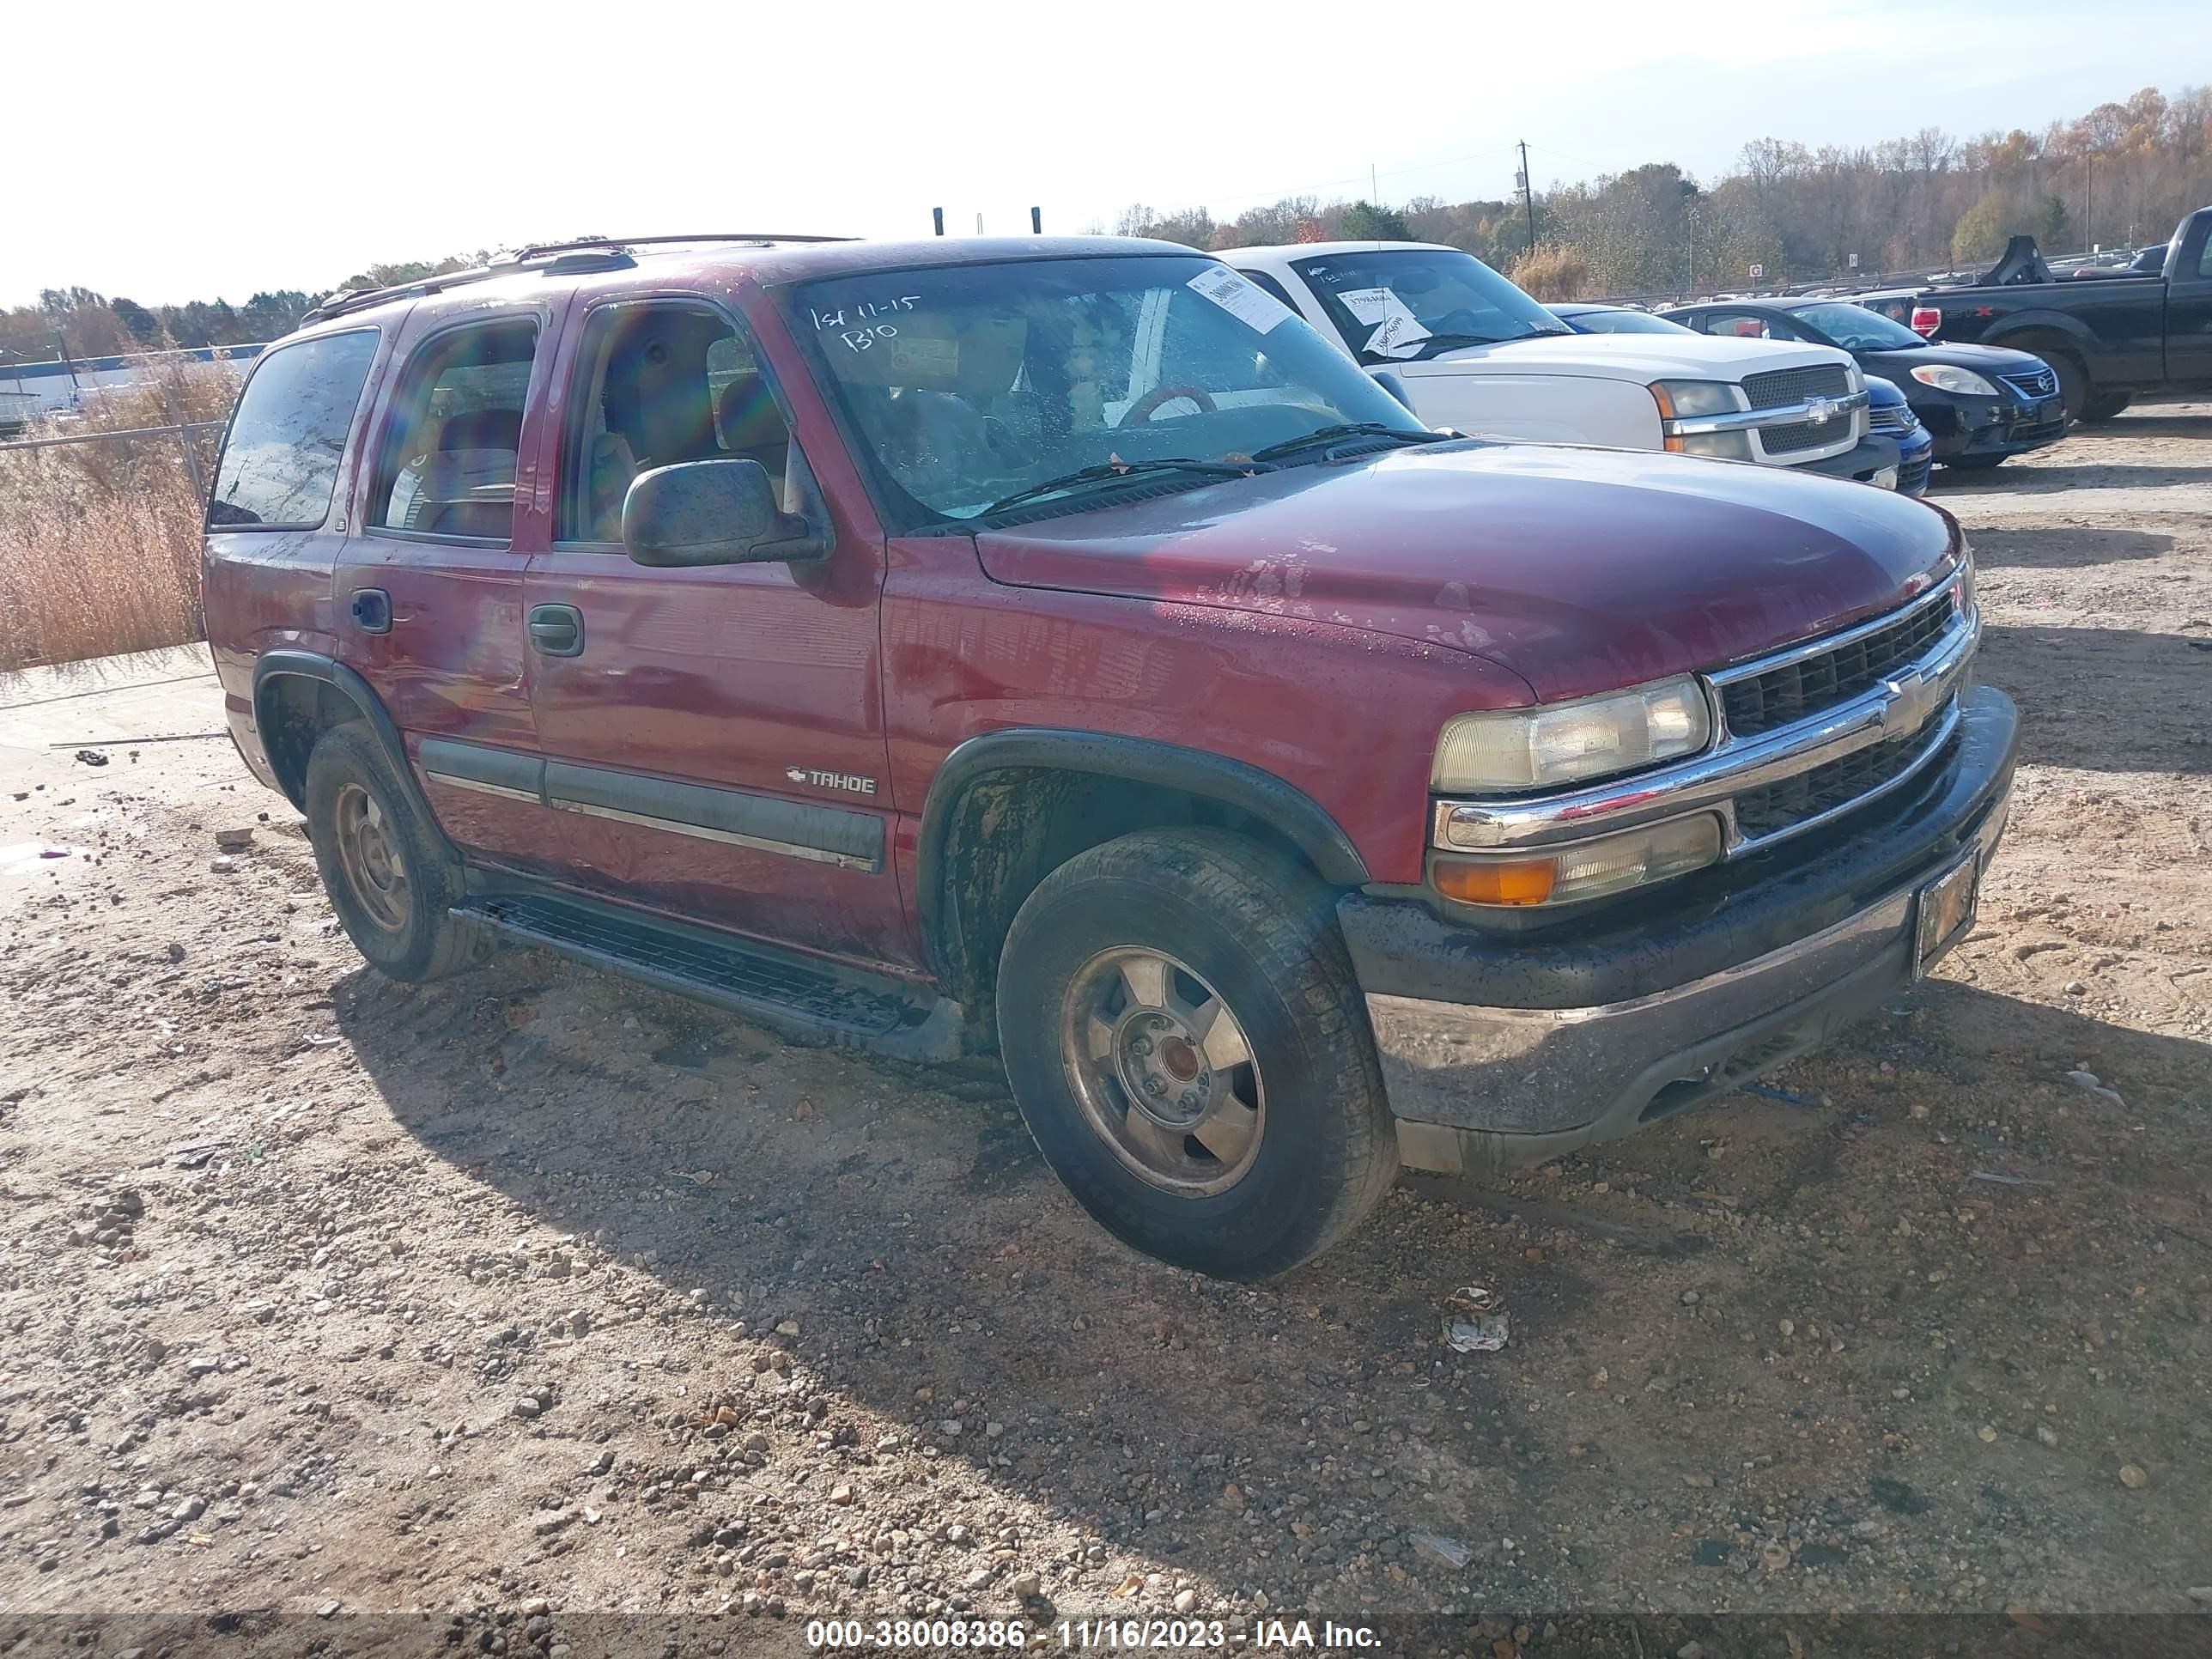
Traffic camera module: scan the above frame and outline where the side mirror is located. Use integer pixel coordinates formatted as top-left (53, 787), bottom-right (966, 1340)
top-left (1371, 369), bottom-right (1417, 413)
top-left (621, 459), bottom-right (826, 568)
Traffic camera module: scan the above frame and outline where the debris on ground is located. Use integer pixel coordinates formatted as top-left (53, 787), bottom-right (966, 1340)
top-left (1443, 1285), bottom-right (1511, 1352)
top-left (1409, 1531), bottom-right (1474, 1569)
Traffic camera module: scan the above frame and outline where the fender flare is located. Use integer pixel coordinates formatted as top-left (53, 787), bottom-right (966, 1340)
top-left (1978, 310), bottom-right (2098, 356)
top-left (916, 726), bottom-right (1371, 981)
top-left (251, 650), bottom-right (455, 856)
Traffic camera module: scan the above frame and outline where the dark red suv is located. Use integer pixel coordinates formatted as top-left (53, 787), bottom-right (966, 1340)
top-left (203, 234), bottom-right (2016, 1278)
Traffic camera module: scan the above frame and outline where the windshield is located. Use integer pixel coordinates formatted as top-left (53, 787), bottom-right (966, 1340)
top-left (792, 255), bottom-right (1422, 524)
top-left (1288, 249), bottom-right (1567, 362)
top-left (1561, 307), bottom-right (1694, 336)
top-left (1792, 301), bottom-right (1926, 350)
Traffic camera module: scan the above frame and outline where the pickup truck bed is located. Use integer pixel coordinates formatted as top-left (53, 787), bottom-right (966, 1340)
top-left (1904, 206), bottom-right (2212, 422)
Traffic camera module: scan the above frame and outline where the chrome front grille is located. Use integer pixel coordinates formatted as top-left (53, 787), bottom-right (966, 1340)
top-left (1717, 585), bottom-right (1956, 738)
top-left (1869, 404), bottom-right (1916, 434)
top-left (1733, 714), bottom-right (1957, 841)
top-left (2001, 367), bottom-right (2057, 400)
top-left (1743, 364), bottom-right (1853, 409)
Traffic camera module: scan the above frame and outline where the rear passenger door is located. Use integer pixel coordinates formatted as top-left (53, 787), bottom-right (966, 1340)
top-left (520, 296), bottom-right (911, 969)
top-left (335, 308), bottom-right (558, 866)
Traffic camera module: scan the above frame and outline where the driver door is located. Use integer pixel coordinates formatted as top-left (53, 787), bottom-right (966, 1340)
top-left (520, 295), bottom-right (912, 968)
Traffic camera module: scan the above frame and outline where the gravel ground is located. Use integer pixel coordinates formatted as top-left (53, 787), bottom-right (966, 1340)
top-left (2, 408), bottom-right (2209, 1656)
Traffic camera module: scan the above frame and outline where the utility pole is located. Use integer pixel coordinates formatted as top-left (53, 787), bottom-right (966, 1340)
top-left (1519, 140), bottom-right (1536, 250)
top-left (1370, 162), bottom-right (1378, 204)
top-left (52, 327), bottom-right (81, 403)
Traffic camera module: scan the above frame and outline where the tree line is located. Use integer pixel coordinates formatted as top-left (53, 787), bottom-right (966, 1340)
top-left (0, 250), bottom-right (513, 368)
top-left (1112, 84), bottom-right (2212, 298)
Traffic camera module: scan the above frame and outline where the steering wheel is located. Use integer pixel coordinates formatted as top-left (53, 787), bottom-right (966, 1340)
top-left (1122, 384), bottom-right (1218, 424)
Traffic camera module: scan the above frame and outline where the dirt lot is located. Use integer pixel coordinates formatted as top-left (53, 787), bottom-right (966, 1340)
top-left (3, 410), bottom-right (2209, 1656)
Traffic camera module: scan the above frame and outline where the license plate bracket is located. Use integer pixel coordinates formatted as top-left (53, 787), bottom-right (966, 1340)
top-left (1912, 849), bottom-right (1982, 977)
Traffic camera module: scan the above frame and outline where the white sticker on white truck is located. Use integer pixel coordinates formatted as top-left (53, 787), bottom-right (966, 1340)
top-left (1334, 286), bottom-right (1431, 359)
top-left (1186, 267), bottom-right (1289, 332)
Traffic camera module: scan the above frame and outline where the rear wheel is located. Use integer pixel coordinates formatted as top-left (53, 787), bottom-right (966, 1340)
top-left (305, 724), bottom-right (489, 983)
top-left (996, 828), bottom-right (1398, 1279)
top-left (2080, 391), bottom-right (2134, 423)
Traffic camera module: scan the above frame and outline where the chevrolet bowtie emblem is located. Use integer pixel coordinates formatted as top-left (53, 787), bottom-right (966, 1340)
top-left (1879, 668), bottom-right (1943, 740)
top-left (1805, 396), bottom-right (1838, 426)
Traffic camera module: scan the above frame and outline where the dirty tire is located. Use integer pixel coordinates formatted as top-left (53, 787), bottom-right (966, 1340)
top-left (304, 723), bottom-right (489, 983)
top-left (2079, 391), bottom-right (2133, 424)
top-left (997, 828), bottom-right (1398, 1279)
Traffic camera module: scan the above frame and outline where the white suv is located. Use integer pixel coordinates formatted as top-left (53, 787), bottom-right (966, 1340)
top-left (1219, 242), bottom-right (1887, 476)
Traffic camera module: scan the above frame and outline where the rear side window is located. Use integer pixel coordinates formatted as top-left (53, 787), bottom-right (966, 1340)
top-left (1236, 269), bottom-right (1299, 310)
top-left (370, 321), bottom-right (538, 543)
top-left (206, 330), bottom-right (378, 529)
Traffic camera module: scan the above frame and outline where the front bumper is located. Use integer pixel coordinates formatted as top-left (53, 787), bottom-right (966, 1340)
top-left (1929, 395), bottom-right (2067, 459)
top-left (1344, 686), bottom-right (2018, 1176)
top-left (1789, 432), bottom-right (1901, 483)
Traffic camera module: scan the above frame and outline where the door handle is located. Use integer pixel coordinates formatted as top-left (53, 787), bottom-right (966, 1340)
top-left (349, 588), bottom-right (392, 634)
top-left (528, 604), bottom-right (584, 658)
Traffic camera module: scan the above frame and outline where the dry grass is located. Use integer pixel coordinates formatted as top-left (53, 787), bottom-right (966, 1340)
top-left (1508, 242), bottom-right (1597, 302)
top-left (0, 361), bottom-right (238, 672)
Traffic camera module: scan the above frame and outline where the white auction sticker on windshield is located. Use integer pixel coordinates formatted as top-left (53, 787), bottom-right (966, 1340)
top-left (1335, 286), bottom-right (1431, 357)
top-left (1187, 267), bottom-right (1288, 332)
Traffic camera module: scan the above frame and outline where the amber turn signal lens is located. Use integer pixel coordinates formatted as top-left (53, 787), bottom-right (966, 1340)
top-left (1431, 858), bottom-right (1558, 906)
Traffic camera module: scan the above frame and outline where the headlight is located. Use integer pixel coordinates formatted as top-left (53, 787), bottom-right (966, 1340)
top-left (1674, 430), bottom-right (1755, 461)
top-left (1432, 678), bottom-right (1712, 793)
top-left (1651, 380), bottom-right (1744, 419)
top-left (1955, 545), bottom-right (1976, 617)
top-left (1431, 814), bottom-right (1724, 907)
top-left (1911, 364), bottom-right (2001, 398)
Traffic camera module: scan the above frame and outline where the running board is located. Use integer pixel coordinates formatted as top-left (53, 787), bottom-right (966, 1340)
top-left (454, 890), bottom-right (963, 1062)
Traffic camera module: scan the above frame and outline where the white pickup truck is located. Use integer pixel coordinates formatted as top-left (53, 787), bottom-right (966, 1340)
top-left (1218, 241), bottom-right (1896, 480)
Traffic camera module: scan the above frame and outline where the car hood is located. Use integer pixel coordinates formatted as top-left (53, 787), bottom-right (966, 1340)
top-left (1863, 339), bottom-right (2053, 380)
top-left (1401, 331), bottom-right (1852, 385)
top-left (975, 442), bottom-right (1958, 705)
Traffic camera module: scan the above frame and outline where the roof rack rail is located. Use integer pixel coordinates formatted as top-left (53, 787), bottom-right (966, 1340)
top-left (298, 233), bottom-right (855, 327)
top-left (512, 232), bottom-right (856, 259)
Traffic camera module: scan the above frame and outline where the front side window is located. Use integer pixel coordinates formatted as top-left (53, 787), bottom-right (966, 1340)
top-left (558, 304), bottom-right (795, 544)
top-left (1794, 302), bottom-right (1925, 351)
top-left (793, 254), bottom-right (1421, 525)
top-left (206, 329), bottom-right (378, 529)
top-left (370, 321), bottom-right (538, 543)
top-left (1289, 248), bottom-right (1570, 362)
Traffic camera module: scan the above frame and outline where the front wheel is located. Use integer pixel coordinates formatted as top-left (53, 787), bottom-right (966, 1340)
top-left (996, 829), bottom-right (1399, 1279)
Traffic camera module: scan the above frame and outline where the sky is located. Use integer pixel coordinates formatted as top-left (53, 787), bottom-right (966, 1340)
top-left (6, 0), bottom-right (2209, 310)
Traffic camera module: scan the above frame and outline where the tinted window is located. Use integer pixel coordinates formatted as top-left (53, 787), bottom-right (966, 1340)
top-left (1698, 309), bottom-right (1793, 341)
top-left (1790, 302), bottom-right (1925, 350)
top-left (795, 253), bottom-right (1417, 525)
top-left (1288, 248), bottom-right (1567, 362)
top-left (1561, 307), bottom-right (1694, 336)
top-left (559, 305), bottom-right (794, 544)
top-left (206, 330), bottom-right (378, 529)
top-left (1236, 269), bottom-right (1300, 310)
top-left (371, 323), bottom-right (538, 543)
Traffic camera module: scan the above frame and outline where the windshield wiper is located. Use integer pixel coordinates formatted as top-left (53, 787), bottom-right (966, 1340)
top-left (1248, 422), bottom-right (1448, 464)
top-left (981, 458), bottom-right (1265, 517)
